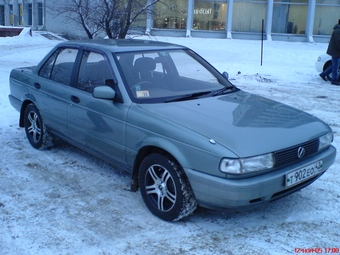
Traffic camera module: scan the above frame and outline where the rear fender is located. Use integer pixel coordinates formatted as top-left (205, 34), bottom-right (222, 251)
top-left (19, 99), bottom-right (36, 127)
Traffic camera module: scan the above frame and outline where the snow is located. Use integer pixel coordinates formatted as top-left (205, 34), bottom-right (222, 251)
top-left (1, 31), bottom-right (339, 255)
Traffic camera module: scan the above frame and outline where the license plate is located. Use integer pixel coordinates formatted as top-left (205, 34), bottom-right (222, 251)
top-left (285, 160), bottom-right (323, 188)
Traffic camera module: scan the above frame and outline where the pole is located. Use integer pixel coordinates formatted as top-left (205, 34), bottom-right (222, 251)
top-left (261, 19), bottom-right (264, 66)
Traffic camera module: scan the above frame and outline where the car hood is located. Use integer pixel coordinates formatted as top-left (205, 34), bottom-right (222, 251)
top-left (139, 90), bottom-right (329, 157)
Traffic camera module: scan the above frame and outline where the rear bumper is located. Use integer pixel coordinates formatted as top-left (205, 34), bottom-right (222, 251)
top-left (8, 94), bottom-right (22, 112)
top-left (185, 145), bottom-right (336, 211)
top-left (315, 54), bottom-right (331, 73)
top-left (315, 61), bottom-right (324, 73)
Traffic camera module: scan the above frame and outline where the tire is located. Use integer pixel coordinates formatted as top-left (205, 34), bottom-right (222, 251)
top-left (139, 153), bottom-right (197, 221)
top-left (24, 104), bottom-right (54, 149)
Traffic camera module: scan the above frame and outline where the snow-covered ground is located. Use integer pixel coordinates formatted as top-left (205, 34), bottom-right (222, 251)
top-left (0, 31), bottom-right (339, 255)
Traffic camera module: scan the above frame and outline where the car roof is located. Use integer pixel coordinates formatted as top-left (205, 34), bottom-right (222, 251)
top-left (56, 39), bottom-right (187, 53)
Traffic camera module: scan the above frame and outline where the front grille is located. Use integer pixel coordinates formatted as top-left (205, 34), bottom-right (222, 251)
top-left (274, 139), bottom-right (319, 167)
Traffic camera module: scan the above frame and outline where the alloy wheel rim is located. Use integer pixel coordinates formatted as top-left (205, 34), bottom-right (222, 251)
top-left (27, 111), bottom-right (42, 143)
top-left (145, 164), bottom-right (177, 212)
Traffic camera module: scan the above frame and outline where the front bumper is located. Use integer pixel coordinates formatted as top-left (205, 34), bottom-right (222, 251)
top-left (185, 145), bottom-right (336, 211)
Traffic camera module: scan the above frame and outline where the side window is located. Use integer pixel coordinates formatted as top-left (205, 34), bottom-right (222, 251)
top-left (77, 51), bottom-right (113, 92)
top-left (39, 48), bottom-right (78, 86)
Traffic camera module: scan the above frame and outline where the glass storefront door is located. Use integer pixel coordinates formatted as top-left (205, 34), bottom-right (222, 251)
top-left (232, 0), bottom-right (266, 33)
top-left (272, 0), bottom-right (308, 34)
top-left (193, 0), bottom-right (227, 30)
top-left (314, 0), bottom-right (340, 35)
top-left (153, 0), bottom-right (188, 29)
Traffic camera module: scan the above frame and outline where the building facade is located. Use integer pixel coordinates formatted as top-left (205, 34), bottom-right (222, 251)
top-left (1, 0), bottom-right (339, 42)
top-left (0, 0), bottom-right (44, 29)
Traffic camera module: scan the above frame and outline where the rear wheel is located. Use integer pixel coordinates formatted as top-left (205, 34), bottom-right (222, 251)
top-left (139, 153), bottom-right (197, 221)
top-left (24, 104), bottom-right (54, 149)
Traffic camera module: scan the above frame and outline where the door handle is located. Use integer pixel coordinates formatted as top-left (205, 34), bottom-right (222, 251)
top-left (71, 95), bottom-right (80, 103)
top-left (34, 82), bottom-right (41, 89)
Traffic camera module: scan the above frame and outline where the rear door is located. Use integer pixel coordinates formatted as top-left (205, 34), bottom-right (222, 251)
top-left (34, 47), bottom-right (79, 136)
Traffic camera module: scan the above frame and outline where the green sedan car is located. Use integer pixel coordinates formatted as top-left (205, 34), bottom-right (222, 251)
top-left (8, 39), bottom-right (336, 221)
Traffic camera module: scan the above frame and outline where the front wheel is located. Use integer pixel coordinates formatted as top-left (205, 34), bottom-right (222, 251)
top-left (138, 153), bottom-right (197, 221)
top-left (24, 104), bottom-right (54, 149)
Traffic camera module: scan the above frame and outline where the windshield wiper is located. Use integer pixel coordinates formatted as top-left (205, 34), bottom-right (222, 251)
top-left (212, 86), bottom-right (236, 96)
top-left (165, 91), bottom-right (211, 103)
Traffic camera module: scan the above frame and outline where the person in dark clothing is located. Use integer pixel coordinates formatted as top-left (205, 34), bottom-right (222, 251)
top-left (319, 65), bottom-right (332, 82)
top-left (322, 20), bottom-right (340, 85)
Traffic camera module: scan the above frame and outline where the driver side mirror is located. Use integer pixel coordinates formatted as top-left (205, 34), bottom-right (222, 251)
top-left (222, 71), bottom-right (229, 80)
top-left (92, 85), bottom-right (116, 100)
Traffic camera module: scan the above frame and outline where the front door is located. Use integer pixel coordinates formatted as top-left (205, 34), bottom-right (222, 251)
top-left (67, 50), bottom-right (128, 166)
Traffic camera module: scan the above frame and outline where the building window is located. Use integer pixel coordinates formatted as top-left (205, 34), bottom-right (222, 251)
top-left (19, 4), bottom-right (23, 25)
top-left (193, 0), bottom-right (227, 30)
top-left (9, 4), bottom-right (13, 25)
top-left (38, 2), bottom-right (43, 26)
top-left (272, 0), bottom-right (308, 34)
top-left (153, 0), bottom-right (187, 29)
top-left (0, 5), bottom-right (4, 26)
top-left (232, 0), bottom-right (266, 33)
top-left (314, 0), bottom-right (340, 35)
top-left (28, 3), bottom-right (32, 25)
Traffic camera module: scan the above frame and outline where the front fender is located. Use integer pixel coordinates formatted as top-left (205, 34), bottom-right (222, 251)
top-left (126, 126), bottom-right (236, 178)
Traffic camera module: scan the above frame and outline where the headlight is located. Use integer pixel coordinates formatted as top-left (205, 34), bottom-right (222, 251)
top-left (219, 153), bottom-right (275, 174)
top-left (318, 131), bottom-right (333, 151)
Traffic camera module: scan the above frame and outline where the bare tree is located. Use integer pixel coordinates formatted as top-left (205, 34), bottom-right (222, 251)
top-left (47, 0), bottom-right (102, 39)
top-left (47, 0), bottom-right (160, 39)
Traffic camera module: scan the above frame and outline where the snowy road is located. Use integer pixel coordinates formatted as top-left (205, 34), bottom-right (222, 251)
top-left (0, 33), bottom-right (339, 255)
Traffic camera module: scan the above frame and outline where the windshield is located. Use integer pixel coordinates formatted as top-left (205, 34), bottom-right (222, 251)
top-left (115, 49), bottom-right (235, 103)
